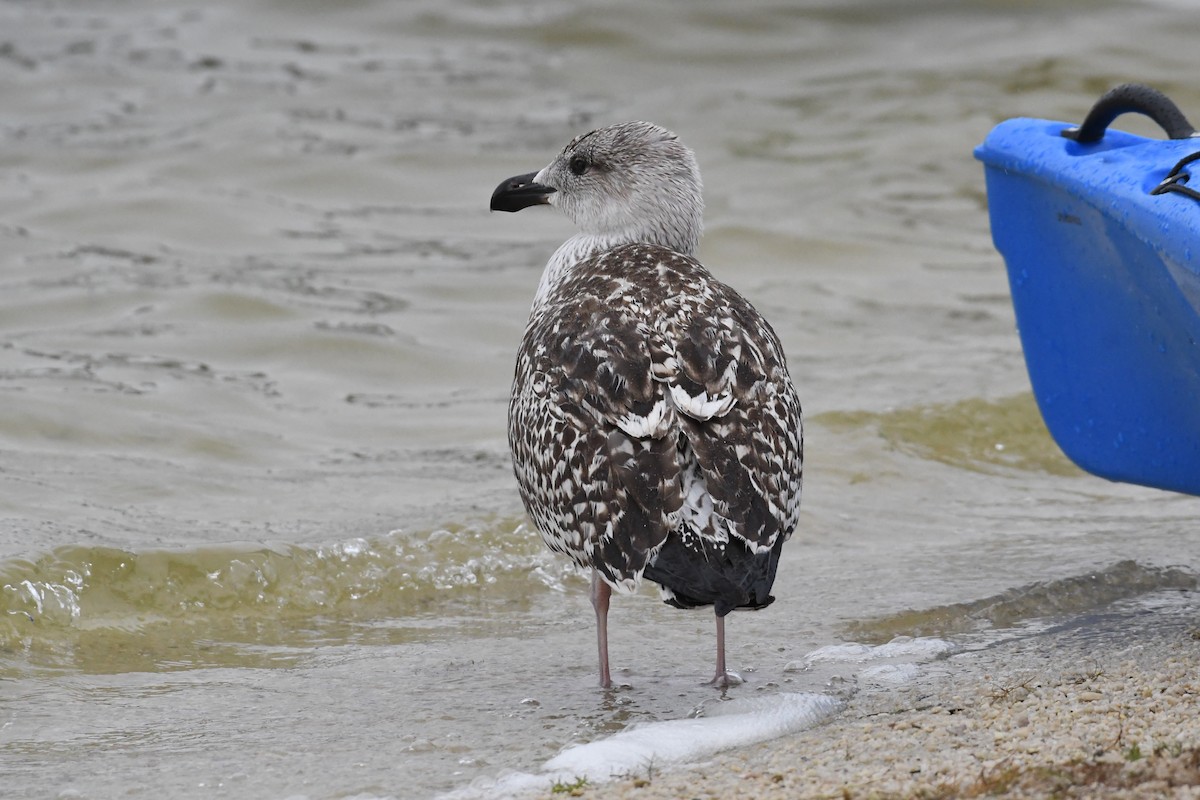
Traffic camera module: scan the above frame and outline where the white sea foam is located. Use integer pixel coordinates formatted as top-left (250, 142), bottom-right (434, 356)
top-left (441, 692), bottom-right (840, 799)
top-left (796, 636), bottom-right (956, 666)
top-left (545, 692), bottom-right (840, 779)
top-left (859, 662), bottom-right (923, 684)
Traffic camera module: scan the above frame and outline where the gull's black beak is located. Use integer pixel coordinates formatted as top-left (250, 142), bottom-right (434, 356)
top-left (490, 172), bottom-right (555, 212)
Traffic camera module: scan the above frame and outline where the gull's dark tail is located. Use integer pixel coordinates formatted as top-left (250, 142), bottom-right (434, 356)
top-left (643, 527), bottom-right (784, 617)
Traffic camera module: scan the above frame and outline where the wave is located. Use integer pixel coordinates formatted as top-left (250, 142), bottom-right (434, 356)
top-left (0, 519), bottom-right (576, 674)
top-left (844, 560), bottom-right (1198, 643)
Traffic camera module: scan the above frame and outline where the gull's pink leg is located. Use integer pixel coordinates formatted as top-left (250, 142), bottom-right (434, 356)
top-left (590, 570), bottom-right (613, 688)
top-left (708, 613), bottom-right (743, 688)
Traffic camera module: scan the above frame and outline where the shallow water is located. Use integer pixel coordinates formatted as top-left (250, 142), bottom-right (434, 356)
top-left (2, 0), bottom-right (1200, 797)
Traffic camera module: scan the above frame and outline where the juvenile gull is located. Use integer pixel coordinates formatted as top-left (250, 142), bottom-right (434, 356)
top-left (491, 122), bottom-right (804, 688)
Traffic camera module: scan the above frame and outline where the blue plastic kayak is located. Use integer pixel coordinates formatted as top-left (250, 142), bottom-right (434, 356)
top-left (975, 84), bottom-right (1200, 496)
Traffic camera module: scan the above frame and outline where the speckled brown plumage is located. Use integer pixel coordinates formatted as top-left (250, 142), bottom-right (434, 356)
top-left (509, 243), bottom-right (803, 615)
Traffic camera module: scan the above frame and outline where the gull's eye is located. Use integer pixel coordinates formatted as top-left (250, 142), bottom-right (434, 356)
top-left (568, 155), bottom-right (589, 176)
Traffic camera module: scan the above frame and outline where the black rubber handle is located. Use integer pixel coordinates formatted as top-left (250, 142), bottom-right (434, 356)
top-left (1061, 83), bottom-right (1196, 143)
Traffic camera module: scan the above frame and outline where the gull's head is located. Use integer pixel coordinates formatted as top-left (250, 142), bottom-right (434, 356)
top-left (490, 121), bottom-right (703, 255)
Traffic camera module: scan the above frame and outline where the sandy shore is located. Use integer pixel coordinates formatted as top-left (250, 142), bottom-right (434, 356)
top-left (538, 604), bottom-right (1200, 799)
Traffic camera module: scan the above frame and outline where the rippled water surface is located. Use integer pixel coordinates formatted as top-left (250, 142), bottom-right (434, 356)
top-left (3, 1), bottom-right (1200, 797)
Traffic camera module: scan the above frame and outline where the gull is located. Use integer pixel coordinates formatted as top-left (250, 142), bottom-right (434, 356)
top-left (491, 121), bottom-right (803, 688)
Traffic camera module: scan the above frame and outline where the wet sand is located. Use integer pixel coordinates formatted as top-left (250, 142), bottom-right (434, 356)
top-left (546, 605), bottom-right (1200, 799)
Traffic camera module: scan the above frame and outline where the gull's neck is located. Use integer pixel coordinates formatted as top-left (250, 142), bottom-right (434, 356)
top-left (532, 233), bottom-right (618, 309)
top-left (531, 226), bottom-right (699, 313)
